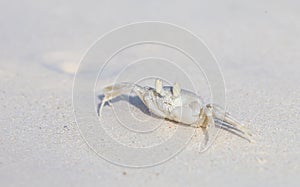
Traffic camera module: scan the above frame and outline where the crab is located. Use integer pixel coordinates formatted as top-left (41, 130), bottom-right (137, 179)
top-left (99, 79), bottom-right (253, 142)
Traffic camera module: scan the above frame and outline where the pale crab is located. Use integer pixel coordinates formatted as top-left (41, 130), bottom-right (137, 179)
top-left (98, 79), bottom-right (253, 142)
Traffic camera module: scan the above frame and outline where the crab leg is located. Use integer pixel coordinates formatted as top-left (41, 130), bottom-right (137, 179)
top-left (99, 83), bottom-right (134, 117)
top-left (207, 104), bottom-right (253, 142)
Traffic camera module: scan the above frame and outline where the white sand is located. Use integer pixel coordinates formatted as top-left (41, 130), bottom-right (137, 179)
top-left (0, 1), bottom-right (299, 187)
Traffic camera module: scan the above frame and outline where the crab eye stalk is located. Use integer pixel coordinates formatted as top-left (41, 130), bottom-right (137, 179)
top-left (172, 82), bottom-right (181, 97)
top-left (155, 79), bottom-right (163, 94)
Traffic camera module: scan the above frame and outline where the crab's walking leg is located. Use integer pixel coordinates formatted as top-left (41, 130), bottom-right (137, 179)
top-left (208, 104), bottom-right (253, 142)
top-left (99, 95), bottom-right (112, 117)
top-left (98, 83), bottom-right (134, 117)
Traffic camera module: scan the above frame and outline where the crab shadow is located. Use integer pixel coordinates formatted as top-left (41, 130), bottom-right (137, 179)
top-left (97, 94), bottom-right (151, 116)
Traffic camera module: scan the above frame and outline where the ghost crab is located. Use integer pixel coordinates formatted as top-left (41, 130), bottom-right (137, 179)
top-left (99, 79), bottom-right (253, 142)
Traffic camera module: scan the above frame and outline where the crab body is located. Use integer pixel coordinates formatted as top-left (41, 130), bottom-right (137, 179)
top-left (136, 86), bottom-right (205, 126)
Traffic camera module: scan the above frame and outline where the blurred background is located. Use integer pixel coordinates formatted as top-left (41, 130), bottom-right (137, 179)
top-left (0, 0), bottom-right (299, 186)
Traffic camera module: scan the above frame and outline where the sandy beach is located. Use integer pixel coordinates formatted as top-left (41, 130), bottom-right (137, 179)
top-left (0, 1), bottom-right (299, 186)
